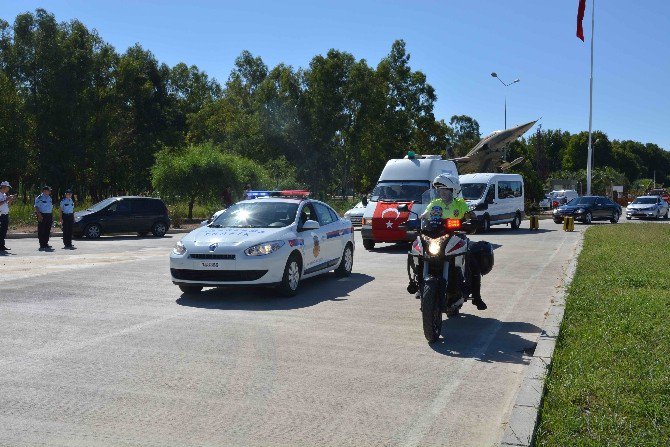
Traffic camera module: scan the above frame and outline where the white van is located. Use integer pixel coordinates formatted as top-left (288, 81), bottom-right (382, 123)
top-left (548, 189), bottom-right (579, 208)
top-left (361, 154), bottom-right (458, 249)
top-left (459, 173), bottom-right (524, 232)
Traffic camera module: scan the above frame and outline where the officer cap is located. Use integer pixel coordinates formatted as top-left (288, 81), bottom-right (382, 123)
top-left (65, 189), bottom-right (73, 194)
top-left (42, 185), bottom-right (52, 191)
top-left (0, 181), bottom-right (10, 188)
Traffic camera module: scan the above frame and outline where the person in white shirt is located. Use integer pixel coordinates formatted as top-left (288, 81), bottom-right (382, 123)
top-left (0, 181), bottom-right (16, 251)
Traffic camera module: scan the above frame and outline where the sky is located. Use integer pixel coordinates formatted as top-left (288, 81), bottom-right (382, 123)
top-left (2, 0), bottom-right (669, 150)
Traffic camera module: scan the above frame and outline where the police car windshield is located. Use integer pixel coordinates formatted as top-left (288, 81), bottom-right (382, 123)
top-left (370, 181), bottom-right (430, 203)
top-left (87, 198), bottom-right (117, 212)
top-left (632, 197), bottom-right (658, 204)
top-left (461, 183), bottom-right (487, 200)
top-left (210, 202), bottom-right (299, 228)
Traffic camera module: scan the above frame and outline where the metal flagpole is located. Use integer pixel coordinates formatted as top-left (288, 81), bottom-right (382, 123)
top-left (586, 0), bottom-right (595, 195)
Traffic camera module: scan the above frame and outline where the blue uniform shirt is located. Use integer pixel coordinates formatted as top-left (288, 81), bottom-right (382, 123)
top-left (34, 194), bottom-right (53, 213)
top-left (60, 197), bottom-right (74, 214)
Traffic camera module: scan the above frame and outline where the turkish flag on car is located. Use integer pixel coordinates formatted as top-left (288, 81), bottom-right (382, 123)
top-left (576, 0), bottom-right (586, 41)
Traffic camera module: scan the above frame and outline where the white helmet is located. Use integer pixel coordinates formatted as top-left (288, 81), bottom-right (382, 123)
top-left (432, 173), bottom-right (461, 196)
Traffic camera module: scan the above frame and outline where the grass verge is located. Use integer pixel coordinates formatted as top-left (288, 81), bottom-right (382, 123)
top-left (536, 223), bottom-right (670, 446)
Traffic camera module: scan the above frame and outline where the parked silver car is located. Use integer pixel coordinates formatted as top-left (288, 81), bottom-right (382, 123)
top-left (343, 201), bottom-right (365, 227)
top-left (626, 196), bottom-right (669, 220)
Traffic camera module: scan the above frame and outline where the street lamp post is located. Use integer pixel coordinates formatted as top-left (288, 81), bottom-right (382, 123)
top-left (490, 72), bottom-right (520, 129)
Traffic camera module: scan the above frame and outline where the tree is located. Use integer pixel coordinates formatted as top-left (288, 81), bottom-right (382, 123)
top-left (449, 115), bottom-right (480, 156)
top-left (562, 131), bottom-right (613, 172)
top-left (151, 143), bottom-right (269, 219)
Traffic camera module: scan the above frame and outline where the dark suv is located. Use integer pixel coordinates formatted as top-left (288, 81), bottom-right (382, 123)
top-left (73, 196), bottom-right (171, 239)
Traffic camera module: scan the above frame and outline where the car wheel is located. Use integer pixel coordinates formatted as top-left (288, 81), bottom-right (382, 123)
top-left (610, 211), bottom-right (620, 224)
top-left (553, 218), bottom-right (562, 224)
top-left (362, 239), bottom-right (375, 250)
top-left (510, 212), bottom-right (521, 230)
top-left (664, 210), bottom-right (669, 220)
top-left (583, 212), bottom-right (592, 224)
top-left (334, 243), bottom-right (354, 277)
top-left (626, 216), bottom-right (631, 220)
top-left (152, 221), bottom-right (167, 237)
top-left (481, 215), bottom-right (491, 233)
top-left (84, 224), bottom-right (102, 239)
top-left (179, 285), bottom-right (202, 294)
top-left (278, 253), bottom-right (301, 297)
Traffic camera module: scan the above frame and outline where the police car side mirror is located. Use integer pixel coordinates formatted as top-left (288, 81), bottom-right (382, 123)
top-left (361, 195), bottom-right (368, 207)
top-left (397, 203), bottom-right (409, 212)
top-left (301, 219), bottom-right (320, 231)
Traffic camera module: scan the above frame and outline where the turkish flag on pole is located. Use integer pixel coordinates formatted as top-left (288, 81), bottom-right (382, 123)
top-left (577, 0), bottom-right (587, 41)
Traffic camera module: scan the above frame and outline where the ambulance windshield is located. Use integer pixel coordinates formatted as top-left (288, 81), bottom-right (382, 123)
top-left (370, 181), bottom-right (430, 203)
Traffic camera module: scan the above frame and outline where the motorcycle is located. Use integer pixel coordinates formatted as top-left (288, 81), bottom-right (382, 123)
top-left (398, 203), bottom-right (493, 343)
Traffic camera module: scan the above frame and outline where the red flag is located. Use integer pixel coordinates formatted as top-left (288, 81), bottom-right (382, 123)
top-left (371, 201), bottom-right (413, 242)
top-left (576, 0), bottom-right (586, 41)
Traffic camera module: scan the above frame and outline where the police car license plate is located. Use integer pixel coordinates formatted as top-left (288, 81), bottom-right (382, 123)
top-left (201, 262), bottom-right (219, 268)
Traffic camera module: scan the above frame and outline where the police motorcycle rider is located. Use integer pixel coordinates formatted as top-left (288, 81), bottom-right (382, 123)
top-left (403, 173), bottom-right (494, 341)
top-left (419, 174), bottom-right (488, 311)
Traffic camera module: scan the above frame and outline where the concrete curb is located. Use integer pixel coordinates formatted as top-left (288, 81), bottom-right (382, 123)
top-left (500, 233), bottom-right (584, 447)
top-left (6, 228), bottom-right (191, 239)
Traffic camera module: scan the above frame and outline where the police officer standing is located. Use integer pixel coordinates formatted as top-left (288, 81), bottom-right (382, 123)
top-left (59, 189), bottom-right (76, 249)
top-left (34, 186), bottom-right (54, 250)
top-left (0, 181), bottom-right (16, 252)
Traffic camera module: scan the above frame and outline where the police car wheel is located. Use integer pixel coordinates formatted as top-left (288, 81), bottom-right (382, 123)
top-left (178, 285), bottom-right (202, 294)
top-left (84, 224), bottom-right (101, 239)
top-left (334, 243), bottom-right (353, 277)
top-left (152, 222), bottom-right (167, 237)
top-left (278, 253), bottom-right (301, 297)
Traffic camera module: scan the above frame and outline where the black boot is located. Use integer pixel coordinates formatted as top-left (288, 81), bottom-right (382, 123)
top-left (470, 275), bottom-right (487, 310)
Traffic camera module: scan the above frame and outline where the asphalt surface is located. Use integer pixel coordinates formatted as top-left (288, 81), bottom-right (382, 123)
top-left (0, 218), bottom-right (664, 446)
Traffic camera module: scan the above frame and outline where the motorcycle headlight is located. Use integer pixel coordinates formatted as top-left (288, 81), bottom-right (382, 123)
top-left (425, 235), bottom-right (448, 256)
top-left (245, 240), bottom-right (285, 256)
top-left (173, 241), bottom-right (186, 255)
top-left (428, 239), bottom-right (442, 256)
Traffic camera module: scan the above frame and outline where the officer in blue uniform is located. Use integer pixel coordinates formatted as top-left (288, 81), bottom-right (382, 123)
top-left (59, 189), bottom-right (76, 249)
top-left (34, 186), bottom-right (54, 250)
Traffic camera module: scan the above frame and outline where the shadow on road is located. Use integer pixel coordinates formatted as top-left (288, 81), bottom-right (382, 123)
top-left (176, 272), bottom-right (375, 311)
top-left (430, 313), bottom-right (541, 365)
top-left (74, 234), bottom-right (175, 241)
top-left (481, 227), bottom-right (555, 235)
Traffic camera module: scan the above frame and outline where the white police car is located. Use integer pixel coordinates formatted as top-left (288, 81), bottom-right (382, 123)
top-left (170, 191), bottom-right (355, 296)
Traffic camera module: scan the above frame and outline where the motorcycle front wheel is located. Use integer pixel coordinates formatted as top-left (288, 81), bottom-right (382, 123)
top-left (421, 280), bottom-right (442, 343)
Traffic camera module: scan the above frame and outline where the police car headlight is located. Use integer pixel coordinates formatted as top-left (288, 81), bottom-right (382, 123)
top-left (245, 240), bottom-right (285, 256)
top-left (173, 241), bottom-right (186, 255)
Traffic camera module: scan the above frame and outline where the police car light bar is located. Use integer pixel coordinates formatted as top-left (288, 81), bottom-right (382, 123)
top-left (246, 190), bottom-right (311, 200)
top-left (278, 190), bottom-right (310, 198)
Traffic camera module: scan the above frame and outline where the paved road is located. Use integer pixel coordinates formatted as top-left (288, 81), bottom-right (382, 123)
top-left (0, 219), bottom-right (646, 446)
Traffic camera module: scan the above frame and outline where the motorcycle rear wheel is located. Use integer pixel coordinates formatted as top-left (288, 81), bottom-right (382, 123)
top-left (421, 281), bottom-right (442, 343)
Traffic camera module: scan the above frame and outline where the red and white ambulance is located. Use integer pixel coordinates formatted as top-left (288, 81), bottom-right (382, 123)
top-left (360, 153), bottom-right (459, 250)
